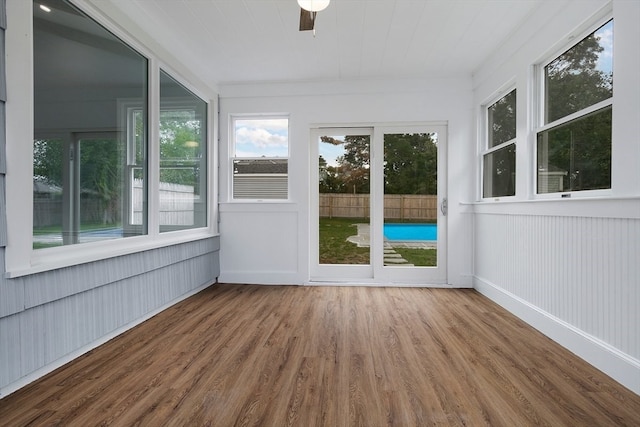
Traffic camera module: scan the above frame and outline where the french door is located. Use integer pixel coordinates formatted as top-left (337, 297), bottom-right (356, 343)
top-left (310, 124), bottom-right (447, 285)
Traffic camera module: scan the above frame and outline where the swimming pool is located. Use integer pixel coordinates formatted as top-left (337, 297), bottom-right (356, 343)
top-left (383, 223), bottom-right (437, 241)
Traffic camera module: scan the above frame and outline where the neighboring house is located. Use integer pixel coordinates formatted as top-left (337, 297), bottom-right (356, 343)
top-left (233, 158), bottom-right (288, 199)
top-left (0, 0), bottom-right (638, 398)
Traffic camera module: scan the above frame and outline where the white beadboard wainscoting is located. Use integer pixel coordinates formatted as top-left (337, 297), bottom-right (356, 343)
top-left (0, 238), bottom-right (220, 398)
top-left (473, 200), bottom-right (640, 394)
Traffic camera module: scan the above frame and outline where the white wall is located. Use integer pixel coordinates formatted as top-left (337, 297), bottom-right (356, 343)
top-left (218, 78), bottom-right (474, 286)
top-left (472, 0), bottom-right (640, 394)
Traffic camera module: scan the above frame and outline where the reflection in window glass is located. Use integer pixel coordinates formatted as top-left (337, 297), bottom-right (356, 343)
top-left (538, 18), bottom-right (613, 195)
top-left (537, 106), bottom-right (611, 193)
top-left (483, 144), bottom-right (516, 198)
top-left (488, 90), bottom-right (516, 148)
top-left (545, 20), bottom-right (613, 124)
top-left (32, 0), bottom-right (148, 248)
top-left (159, 71), bottom-right (208, 231)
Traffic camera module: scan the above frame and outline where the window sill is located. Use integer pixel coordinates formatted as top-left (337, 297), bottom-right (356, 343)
top-left (6, 230), bottom-right (219, 279)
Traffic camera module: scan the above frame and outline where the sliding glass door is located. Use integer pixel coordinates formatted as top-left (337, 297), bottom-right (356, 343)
top-left (311, 124), bottom-right (447, 285)
top-left (313, 128), bottom-right (373, 280)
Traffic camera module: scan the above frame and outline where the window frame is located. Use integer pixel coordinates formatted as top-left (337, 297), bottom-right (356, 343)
top-left (4, 0), bottom-right (217, 277)
top-left (230, 114), bottom-right (290, 202)
top-left (157, 81), bottom-right (209, 232)
top-left (480, 86), bottom-right (517, 200)
top-left (534, 14), bottom-right (614, 199)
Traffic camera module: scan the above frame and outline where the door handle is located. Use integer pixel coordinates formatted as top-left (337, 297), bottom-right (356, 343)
top-left (440, 198), bottom-right (447, 216)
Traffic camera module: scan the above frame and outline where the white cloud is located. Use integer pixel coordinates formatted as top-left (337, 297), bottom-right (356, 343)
top-left (236, 118), bottom-right (288, 132)
top-left (235, 118), bottom-right (289, 157)
top-left (236, 127), bottom-right (287, 149)
top-left (319, 140), bottom-right (345, 167)
top-left (595, 23), bottom-right (613, 73)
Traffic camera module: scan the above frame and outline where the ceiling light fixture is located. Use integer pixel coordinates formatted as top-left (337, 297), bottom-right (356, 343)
top-left (297, 0), bottom-right (330, 13)
top-left (39, 4), bottom-right (52, 13)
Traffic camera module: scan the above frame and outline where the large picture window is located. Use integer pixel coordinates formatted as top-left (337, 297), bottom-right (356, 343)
top-left (537, 19), bottom-right (613, 194)
top-left (159, 71), bottom-right (208, 231)
top-left (32, 0), bottom-right (148, 248)
top-left (232, 117), bottom-right (289, 200)
top-left (483, 89), bottom-right (516, 198)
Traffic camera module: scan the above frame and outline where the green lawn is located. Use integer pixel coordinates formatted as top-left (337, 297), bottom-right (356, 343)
top-left (32, 222), bottom-right (123, 250)
top-left (319, 217), bottom-right (436, 266)
top-left (319, 217), bottom-right (370, 264)
top-left (394, 247), bottom-right (437, 267)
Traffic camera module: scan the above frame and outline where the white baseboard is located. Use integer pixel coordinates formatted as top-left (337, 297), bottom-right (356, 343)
top-left (218, 271), bottom-right (303, 285)
top-left (474, 276), bottom-right (640, 396)
top-left (0, 281), bottom-right (215, 399)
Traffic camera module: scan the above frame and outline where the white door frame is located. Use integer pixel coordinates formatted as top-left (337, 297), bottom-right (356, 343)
top-left (373, 124), bottom-right (447, 285)
top-left (309, 122), bottom-right (447, 286)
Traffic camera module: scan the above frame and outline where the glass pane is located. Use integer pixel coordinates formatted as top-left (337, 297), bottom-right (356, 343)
top-left (383, 133), bottom-right (438, 267)
top-left (159, 70), bottom-right (207, 231)
top-left (545, 20), bottom-right (613, 124)
top-left (318, 134), bottom-right (370, 265)
top-left (233, 159), bottom-right (288, 199)
top-left (483, 143), bottom-right (516, 198)
top-left (537, 106), bottom-right (611, 193)
top-left (488, 89), bottom-right (516, 148)
top-left (77, 136), bottom-right (125, 244)
top-left (234, 118), bottom-right (289, 158)
top-left (33, 0), bottom-right (148, 248)
top-left (233, 118), bottom-right (289, 200)
top-left (33, 139), bottom-right (64, 249)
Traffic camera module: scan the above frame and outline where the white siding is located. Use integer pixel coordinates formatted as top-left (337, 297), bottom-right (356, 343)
top-left (233, 174), bottom-right (288, 199)
top-left (0, 239), bottom-right (220, 396)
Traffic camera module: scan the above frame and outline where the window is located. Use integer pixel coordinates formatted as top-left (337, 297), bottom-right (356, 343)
top-left (159, 70), bottom-right (207, 231)
top-left (483, 89), bottom-right (516, 198)
top-left (232, 117), bottom-right (289, 200)
top-left (32, 0), bottom-right (148, 248)
top-left (537, 19), bottom-right (613, 194)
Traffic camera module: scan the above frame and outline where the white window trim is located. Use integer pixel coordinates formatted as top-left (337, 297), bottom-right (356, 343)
top-left (533, 11), bottom-right (614, 199)
top-left (480, 86), bottom-right (517, 201)
top-left (230, 114), bottom-right (290, 202)
top-left (4, 0), bottom-right (217, 278)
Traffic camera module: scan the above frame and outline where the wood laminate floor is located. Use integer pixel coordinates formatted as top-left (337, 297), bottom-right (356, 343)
top-left (1, 284), bottom-right (639, 426)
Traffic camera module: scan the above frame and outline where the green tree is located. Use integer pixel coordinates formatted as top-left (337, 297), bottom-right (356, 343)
top-left (320, 135), bottom-right (370, 194)
top-left (488, 90), bottom-right (516, 147)
top-left (541, 22), bottom-right (612, 192)
top-left (384, 133), bottom-right (437, 195)
top-left (159, 110), bottom-right (203, 188)
top-left (545, 31), bottom-right (612, 123)
top-left (33, 139), bottom-right (64, 186)
top-left (79, 138), bottom-right (123, 224)
top-left (319, 155), bottom-right (346, 193)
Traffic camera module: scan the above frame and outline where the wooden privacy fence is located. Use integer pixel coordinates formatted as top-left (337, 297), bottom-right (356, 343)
top-left (319, 194), bottom-right (438, 221)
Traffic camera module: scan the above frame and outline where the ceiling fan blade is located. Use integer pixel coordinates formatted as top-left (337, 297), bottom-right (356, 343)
top-left (299, 8), bottom-right (316, 31)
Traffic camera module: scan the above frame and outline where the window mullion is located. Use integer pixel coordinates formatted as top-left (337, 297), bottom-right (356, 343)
top-left (538, 97), bottom-right (613, 133)
top-left (482, 138), bottom-right (516, 156)
top-left (148, 58), bottom-right (160, 237)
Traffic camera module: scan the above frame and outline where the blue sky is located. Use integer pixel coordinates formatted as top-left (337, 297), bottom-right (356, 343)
top-left (235, 118), bottom-right (288, 157)
top-left (595, 20), bottom-right (613, 74)
top-left (319, 138), bottom-right (346, 167)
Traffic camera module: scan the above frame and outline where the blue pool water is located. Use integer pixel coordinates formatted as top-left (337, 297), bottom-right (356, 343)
top-left (383, 223), bottom-right (437, 241)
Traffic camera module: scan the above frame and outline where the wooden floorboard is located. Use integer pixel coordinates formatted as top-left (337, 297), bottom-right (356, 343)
top-left (1, 284), bottom-right (639, 426)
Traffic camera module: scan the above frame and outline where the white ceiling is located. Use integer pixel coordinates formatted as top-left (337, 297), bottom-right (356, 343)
top-left (102, 0), bottom-right (543, 86)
